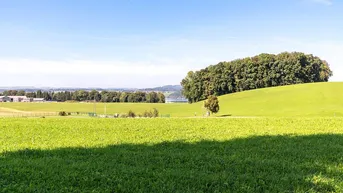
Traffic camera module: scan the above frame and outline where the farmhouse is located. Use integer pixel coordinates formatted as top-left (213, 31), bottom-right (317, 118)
top-left (33, 98), bottom-right (45, 102)
top-left (22, 98), bottom-right (33, 102)
top-left (0, 96), bottom-right (27, 102)
top-left (0, 96), bottom-right (46, 102)
top-left (0, 96), bottom-right (12, 102)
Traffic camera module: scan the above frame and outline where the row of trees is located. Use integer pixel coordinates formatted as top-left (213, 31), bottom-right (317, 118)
top-left (1, 90), bottom-right (166, 103)
top-left (181, 52), bottom-right (333, 103)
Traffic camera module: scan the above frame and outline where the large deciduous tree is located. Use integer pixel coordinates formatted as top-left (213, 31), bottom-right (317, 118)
top-left (181, 52), bottom-right (333, 103)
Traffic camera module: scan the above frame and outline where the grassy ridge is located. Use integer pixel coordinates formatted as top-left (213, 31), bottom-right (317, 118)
top-left (217, 82), bottom-right (343, 117)
top-left (0, 82), bottom-right (342, 117)
top-left (1, 118), bottom-right (343, 192)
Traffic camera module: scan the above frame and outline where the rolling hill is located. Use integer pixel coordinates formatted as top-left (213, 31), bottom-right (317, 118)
top-left (213, 82), bottom-right (342, 117)
top-left (0, 82), bottom-right (342, 117)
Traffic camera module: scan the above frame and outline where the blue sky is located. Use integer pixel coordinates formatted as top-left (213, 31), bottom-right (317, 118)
top-left (0, 0), bottom-right (342, 88)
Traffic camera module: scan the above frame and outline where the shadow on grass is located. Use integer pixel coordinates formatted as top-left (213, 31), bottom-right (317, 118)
top-left (219, 114), bottom-right (232, 117)
top-left (1, 134), bottom-right (343, 192)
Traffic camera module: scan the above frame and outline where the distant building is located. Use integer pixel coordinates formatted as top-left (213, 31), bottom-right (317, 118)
top-left (22, 98), bottom-right (33, 102)
top-left (6, 96), bottom-right (27, 102)
top-left (0, 96), bottom-right (12, 102)
top-left (0, 96), bottom-right (45, 103)
top-left (165, 98), bottom-right (188, 103)
top-left (33, 98), bottom-right (45, 102)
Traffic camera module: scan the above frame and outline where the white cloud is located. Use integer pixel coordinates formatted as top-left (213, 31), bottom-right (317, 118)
top-left (0, 59), bottom-right (190, 76)
top-left (308, 0), bottom-right (333, 5)
top-left (0, 36), bottom-right (342, 88)
top-left (0, 58), bottom-right (196, 87)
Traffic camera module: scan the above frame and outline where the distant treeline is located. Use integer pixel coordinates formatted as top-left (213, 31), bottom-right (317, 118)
top-left (1, 90), bottom-right (166, 103)
top-left (181, 52), bottom-right (333, 103)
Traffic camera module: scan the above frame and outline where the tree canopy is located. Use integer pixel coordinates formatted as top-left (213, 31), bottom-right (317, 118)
top-left (0, 90), bottom-right (166, 103)
top-left (181, 52), bottom-right (332, 103)
top-left (204, 95), bottom-right (220, 115)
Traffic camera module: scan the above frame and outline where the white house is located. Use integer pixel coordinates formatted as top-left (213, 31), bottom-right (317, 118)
top-left (0, 96), bottom-right (46, 103)
top-left (22, 98), bottom-right (33, 102)
top-left (33, 98), bottom-right (45, 102)
top-left (0, 96), bottom-right (12, 102)
top-left (7, 96), bottom-right (27, 102)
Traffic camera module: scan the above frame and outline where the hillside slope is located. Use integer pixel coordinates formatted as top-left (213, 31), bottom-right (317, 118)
top-left (0, 82), bottom-right (342, 117)
top-left (211, 82), bottom-right (343, 117)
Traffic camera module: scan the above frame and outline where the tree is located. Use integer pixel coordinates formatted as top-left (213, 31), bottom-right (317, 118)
top-left (100, 91), bottom-right (109, 102)
top-left (17, 90), bottom-right (26, 96)
top-left (120, 92), bottom-right (129, 103)
top-left (36, 90), bottom-right (43, 98)
top-left (157, 92), bottom-right (165, 103)
top-left (204, 95), bottom-right (220, 115)
top-left (89, 90), bottom-right (101, 102)
top-left (181, 52), bottom-right (333, 103)
top-left (26, 92), bottom-right (36, 98)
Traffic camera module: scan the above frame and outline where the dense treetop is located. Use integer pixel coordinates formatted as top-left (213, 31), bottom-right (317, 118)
top-left (0, 90), bottom-right (165, 103)
top-left (181, 52), bottom-right (332, 103)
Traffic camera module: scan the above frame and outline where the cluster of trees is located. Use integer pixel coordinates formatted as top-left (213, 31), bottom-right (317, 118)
top-left (1, 90), bottom-right (166, 103)
top-left (2, 90), bottom-right (27, 96)
top-left (181, 52), bottom-right (333, 103)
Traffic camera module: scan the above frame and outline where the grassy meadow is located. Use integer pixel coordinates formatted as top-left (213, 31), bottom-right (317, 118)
top-left (0, 82), bottom-right (342, 117)
top-left (1, 117), bottom-right (343, 192)
top-left (1, 82), bottom-right (343, 192)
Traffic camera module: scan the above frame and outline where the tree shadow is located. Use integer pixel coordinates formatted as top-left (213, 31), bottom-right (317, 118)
top-left (219, 114), bottom-right (232, 117)
top-left (1, 134), bottom-right (343, 192)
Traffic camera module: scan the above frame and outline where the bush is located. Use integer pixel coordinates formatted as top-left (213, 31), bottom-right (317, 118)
top-left (119, 114), bottom-right (128, 118)
top-left (128, 110), bottom-right (136, 118)
top-left (143, 110), bottom-right (153, 118)
top-left (204, 95), bottom-right (220, 115)
top-left (58, 111), bottom-right (67, 116)
top-left (68, 112), bottom-right (71, 116)
top-left (152, 108), bottom-right (159, 117)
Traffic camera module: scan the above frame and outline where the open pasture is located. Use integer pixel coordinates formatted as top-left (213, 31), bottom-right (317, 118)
top-left (1, 117), bottom-right (343, 192)
top-left (1, 82), bottom-right (342, 117)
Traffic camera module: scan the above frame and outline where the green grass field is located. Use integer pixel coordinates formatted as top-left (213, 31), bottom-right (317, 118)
top-left (1, 117), bottom-right (343, 192)
top-left (0, 82), bottom-right (342, 117)
top-left (1, 83), bottom-right (343, 192)
top-left (1, 118), bottom-right (343, 192)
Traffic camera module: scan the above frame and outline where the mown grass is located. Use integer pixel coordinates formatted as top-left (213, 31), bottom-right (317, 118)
top-left (0, 82), bottom-right (342, 117)
top-left (1, 117), bottom-right (343, 192)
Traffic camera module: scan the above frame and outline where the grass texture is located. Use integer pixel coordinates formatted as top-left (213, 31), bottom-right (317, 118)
top-left (1, 117), bottom-right (343, 192)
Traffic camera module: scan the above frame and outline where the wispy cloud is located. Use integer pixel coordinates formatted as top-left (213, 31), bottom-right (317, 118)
top-left (0, 59), bottom-right (190, 76)
top-left (0, 58), bottom-right (195, 87)
top-left (308, 0), bottom-right (333, 5)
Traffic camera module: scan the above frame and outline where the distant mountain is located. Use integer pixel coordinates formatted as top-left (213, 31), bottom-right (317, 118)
top-left (166, 90), bottom-right (185, 99)
top-left (0, 85), bottom-right (183, 93)
top-left (139, 85), bottom-right (182, 92)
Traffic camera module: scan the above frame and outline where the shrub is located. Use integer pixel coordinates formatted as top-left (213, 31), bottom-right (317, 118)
top-left (128, 110), bottom-right (136, 118)
top-left (119, 114), bottom-right (128, 118)
top-left (68, 112), bottom-right (71, 116)
top-left (58, 111), bottom-right (67, 116)
top-left (152, 108), bottom-right (159, 117)
top-left (143, 110), bottom-right (153, 118)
